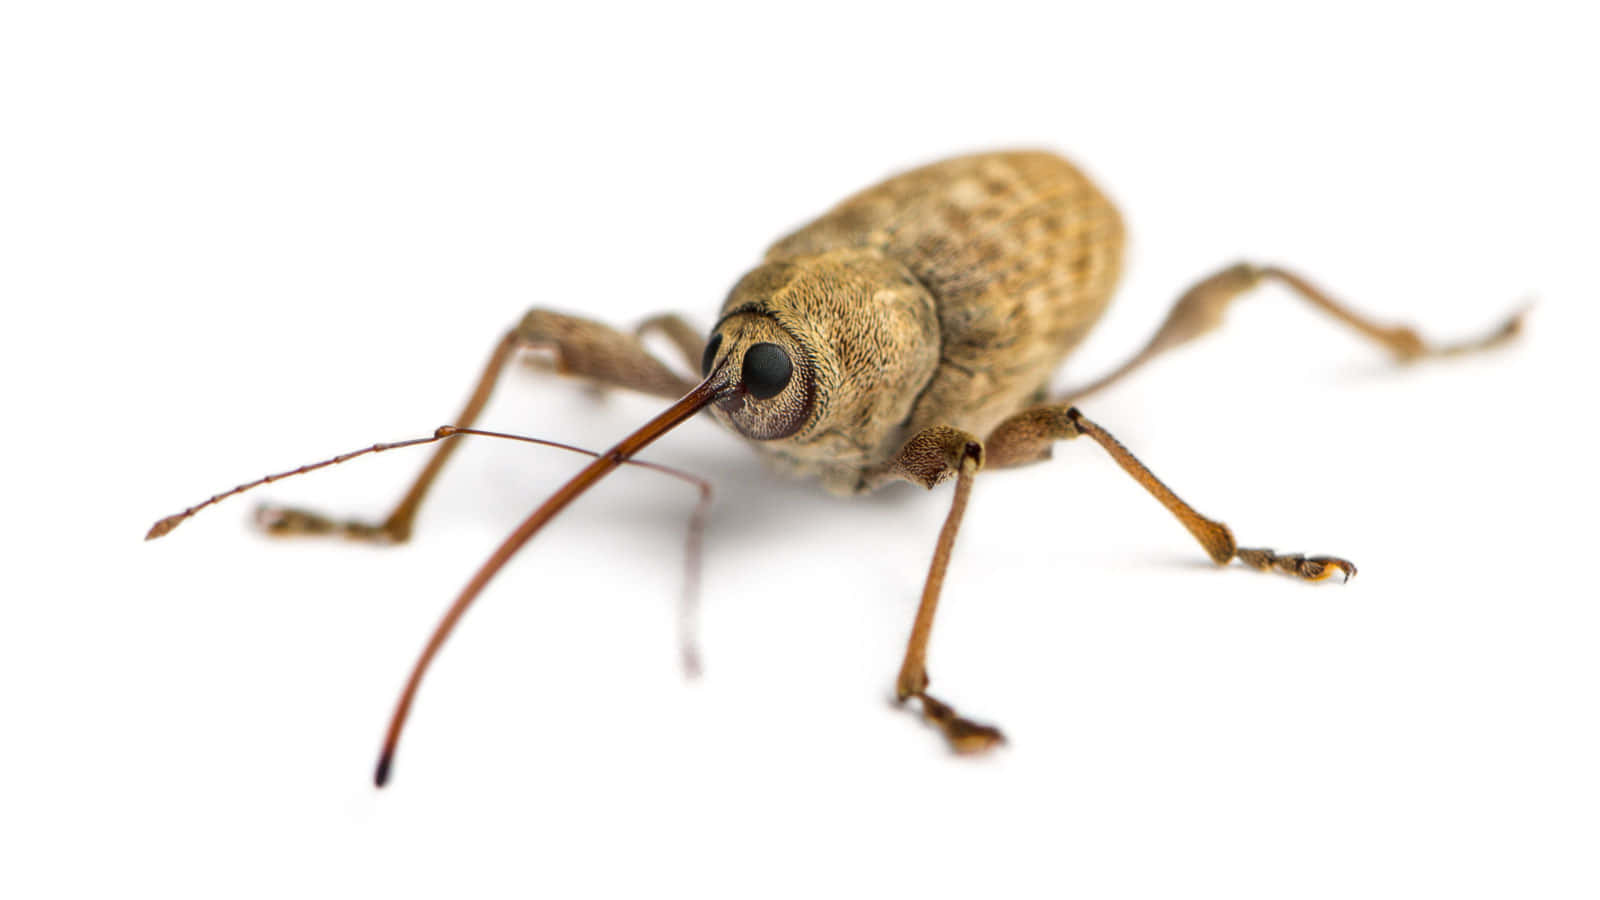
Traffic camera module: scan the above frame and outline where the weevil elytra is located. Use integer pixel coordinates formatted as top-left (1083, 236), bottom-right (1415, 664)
top-left (147, 150), bottom-right (1522, 786)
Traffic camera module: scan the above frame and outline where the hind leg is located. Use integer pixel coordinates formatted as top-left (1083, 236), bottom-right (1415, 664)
top-left (1060, 262), bottom-right (1524, 403)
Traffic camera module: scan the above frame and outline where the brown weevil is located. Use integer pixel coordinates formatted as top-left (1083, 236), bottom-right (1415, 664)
top-left (146, 150), bottom-right (1523, 786)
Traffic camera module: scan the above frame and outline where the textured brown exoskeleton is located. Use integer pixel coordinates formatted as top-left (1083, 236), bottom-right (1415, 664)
top-left (147, 151), bottom-right (1522, 786)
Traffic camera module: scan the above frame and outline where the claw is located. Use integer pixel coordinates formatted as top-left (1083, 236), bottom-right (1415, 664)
top-left (1236, 547), bottom-right (1356, 583)
top-left (1304, 556), bottom-right (1357, 583)
top-left (944, 718), bottom-right (1007, 755)
top-left (917, 693), bottom-right (1007, 754)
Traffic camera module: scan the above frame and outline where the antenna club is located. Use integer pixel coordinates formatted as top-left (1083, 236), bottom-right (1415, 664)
top-left (374, 753), bottom-right (393, 788)
top-left (145, 514), bottom-right (183, 541)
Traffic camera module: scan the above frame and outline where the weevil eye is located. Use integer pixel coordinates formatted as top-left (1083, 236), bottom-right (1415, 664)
top-left (742, 342), bottom-right (792, 399)
top-left (700, 333), bottom-right (723, 377)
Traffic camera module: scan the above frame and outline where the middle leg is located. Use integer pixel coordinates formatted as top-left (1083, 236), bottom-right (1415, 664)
top-left (986, 405), bottom-right (1356, 581)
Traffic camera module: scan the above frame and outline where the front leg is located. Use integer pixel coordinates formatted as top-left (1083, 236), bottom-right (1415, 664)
top-left (869, 426), bottom-right (1006, 754)
top-left (635, 313), bottom-right (707, 375)
top-left (258, 309), bottom-right (699, 544)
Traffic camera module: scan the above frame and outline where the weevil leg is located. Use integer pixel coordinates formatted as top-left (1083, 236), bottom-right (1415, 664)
top-left (1058, 262), bottom-right (1525, 403)
top-left (866, 426), bottom-right (1006, 754)
top-left (257, 310), bottom-right (699, 543)
top-left (985, 405), bottom-right (1355, 582)
top-left (635, 314), bottom-right (707, 374)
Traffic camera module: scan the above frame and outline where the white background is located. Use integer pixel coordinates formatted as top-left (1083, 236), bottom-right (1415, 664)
top-left (3, 2), bottom-right (1596, 897)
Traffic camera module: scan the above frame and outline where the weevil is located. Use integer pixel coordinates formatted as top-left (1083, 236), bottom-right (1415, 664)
top-left (147, 150), bottom-right (1522, 786)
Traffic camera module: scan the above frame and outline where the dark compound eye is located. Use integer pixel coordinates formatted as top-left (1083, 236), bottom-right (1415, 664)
top-left (700, 332), bottom-right (723, 377)
top-left (742, 342), bottom-right (793, 399)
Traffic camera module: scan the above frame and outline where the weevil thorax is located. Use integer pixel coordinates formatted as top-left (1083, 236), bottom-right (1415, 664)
top-left (704, 247), bottom-right (941, 491)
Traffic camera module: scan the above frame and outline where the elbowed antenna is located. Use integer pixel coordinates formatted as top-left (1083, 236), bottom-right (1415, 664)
top-left (374, 370), bottom-right (736, 787)
top-left (145, 419), bottom-right (720, 775)
top-left (145, 433), bottom-right (446, 540)
top-left (144, 428), bottom-right (710, 543)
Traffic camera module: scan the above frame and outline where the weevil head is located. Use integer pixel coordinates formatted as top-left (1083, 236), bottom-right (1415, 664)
top-left (701, 249), bottom-right (940, 482)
